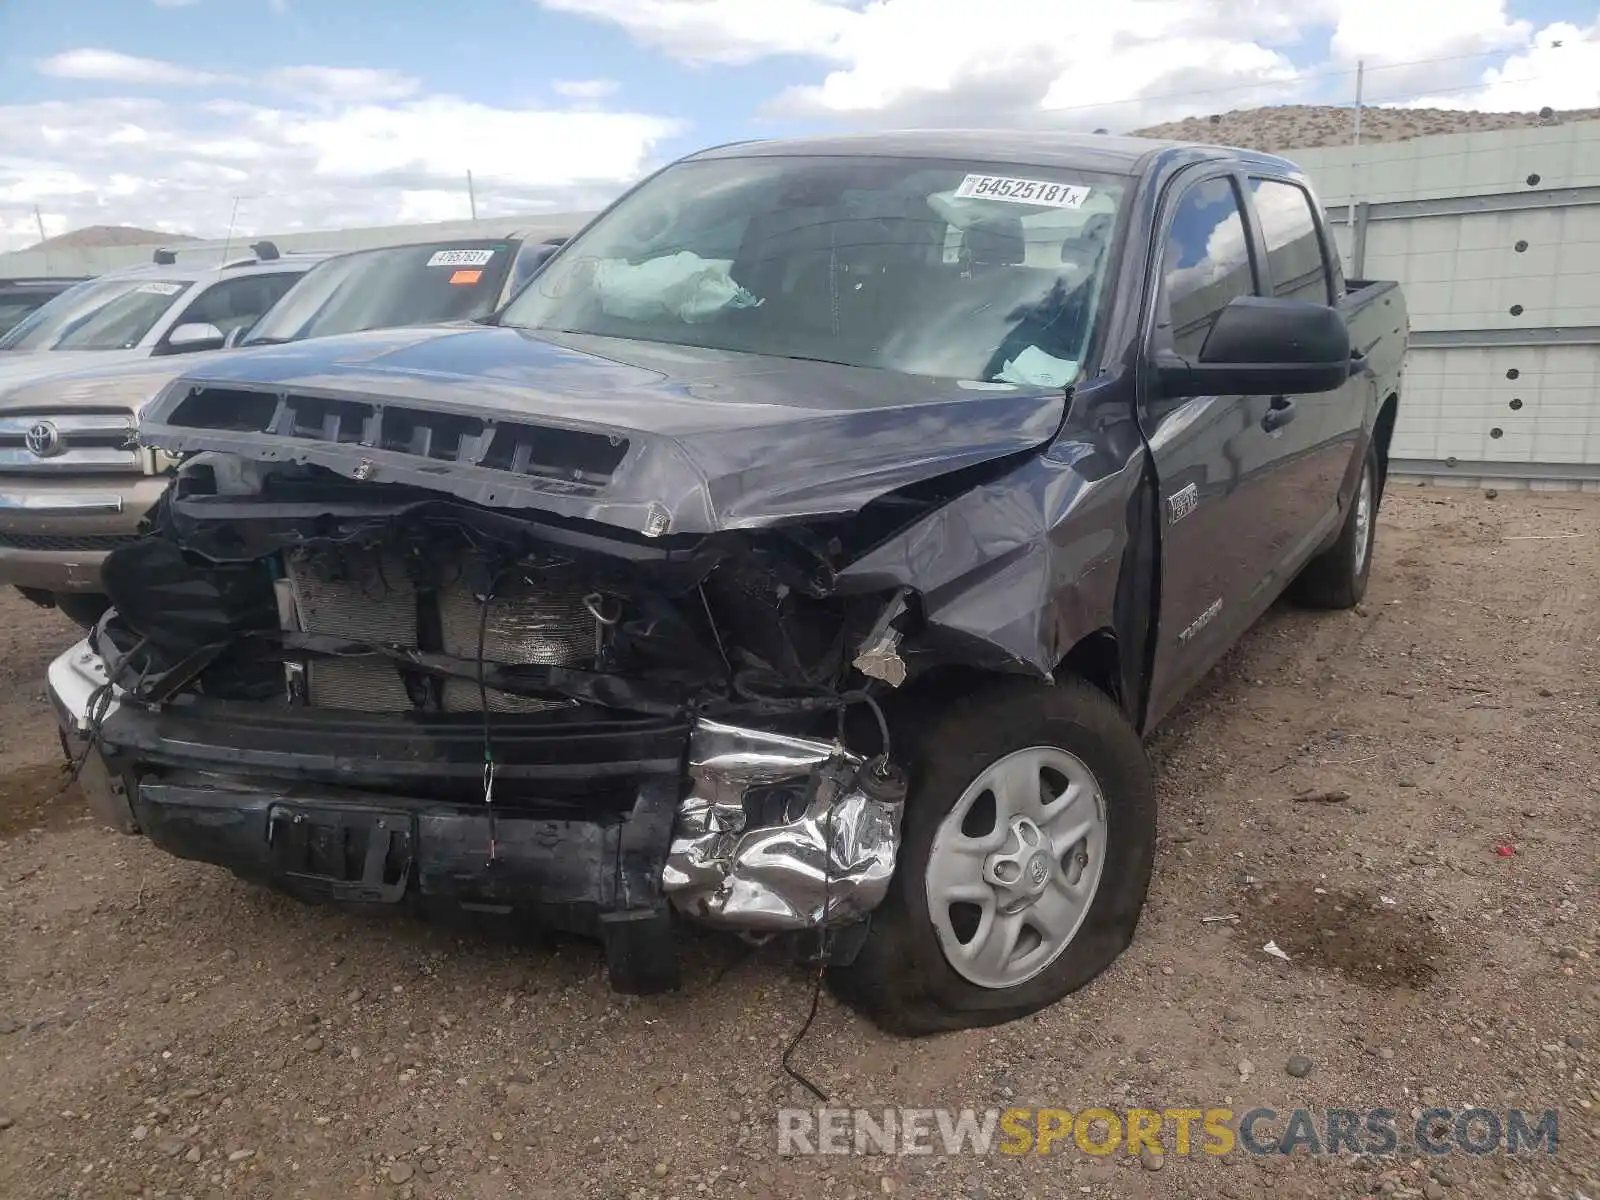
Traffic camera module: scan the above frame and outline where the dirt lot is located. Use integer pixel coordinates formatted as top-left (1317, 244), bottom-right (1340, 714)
top-left (1, 486), bottom-right (1597, 1200)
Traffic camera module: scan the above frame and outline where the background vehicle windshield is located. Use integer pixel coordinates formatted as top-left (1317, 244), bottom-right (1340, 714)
top-left (502, 155), bottom-right (1125, 386)
top-left (0, 277), bottom-right (191, 352)
top-left (0, 298), bottom-right (47, 337)
top-left (244, 240), bottom-right (514, 345)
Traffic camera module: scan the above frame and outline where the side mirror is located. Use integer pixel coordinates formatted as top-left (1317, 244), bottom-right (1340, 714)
top-left (163, 322), bottom-right (227, 354)
top-left (1157, 295), bottom-right (1352, 398)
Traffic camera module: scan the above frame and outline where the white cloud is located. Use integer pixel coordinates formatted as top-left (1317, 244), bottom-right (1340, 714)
top-left (1400, 18), bottom-right (1600, 111)
top-left (277, 97), bottom-right (680, 187)
top-left (1329, 0), bottom-right (1530, 65)
top-left (0, 93), bottom-right (680, 252)
top-left (539, 0), bottom-right (855, 64)
top-left (10, 3), bottom-right (1598, 257)
top-left (264, 66), bottom-right (422, 104)
top-left (36, 48), bottom-right (235, 87)
top-left (536, 0), bottom-right (1596, 129)
top-left (553, 79), bottom-right (621, 100)
top-left (151, 0), bottom-right (202, 8)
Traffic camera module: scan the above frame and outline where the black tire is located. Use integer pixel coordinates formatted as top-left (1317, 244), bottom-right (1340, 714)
top-left (52, 592), bottom-right (110, 630)
top-left (829, 677), bottom-right (1156, 1036)
top-left (1290, 442), bottom-right (1378, 610)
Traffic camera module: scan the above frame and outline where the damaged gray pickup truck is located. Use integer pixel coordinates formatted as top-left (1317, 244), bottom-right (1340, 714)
top-left (49, 132), bottom-right (1406, 1035)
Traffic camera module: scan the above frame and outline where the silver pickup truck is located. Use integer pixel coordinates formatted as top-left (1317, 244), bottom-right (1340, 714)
top-left (0, 232), bottom-right (570, 624)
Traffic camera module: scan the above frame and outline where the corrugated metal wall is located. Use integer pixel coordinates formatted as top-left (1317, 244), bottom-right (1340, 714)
top-left (1293, 119), bottom-right (1600, 488)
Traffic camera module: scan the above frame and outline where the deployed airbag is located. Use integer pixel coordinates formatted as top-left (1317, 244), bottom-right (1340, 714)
top-left (594, 252), bottom-right (762, 324)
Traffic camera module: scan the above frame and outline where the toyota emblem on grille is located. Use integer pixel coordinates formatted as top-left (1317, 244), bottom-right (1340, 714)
top-left (24, 420), bottom-right (63, 458)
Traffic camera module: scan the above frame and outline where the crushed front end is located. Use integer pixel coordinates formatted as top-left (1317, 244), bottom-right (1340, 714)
top-left (50, 454), bottom-right (914, 992)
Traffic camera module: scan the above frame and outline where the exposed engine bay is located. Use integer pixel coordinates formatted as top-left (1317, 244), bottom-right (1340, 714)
top-left (96, 454), bottom-right (918, 724)
top-left (61, 452), bottom-right (928, 987)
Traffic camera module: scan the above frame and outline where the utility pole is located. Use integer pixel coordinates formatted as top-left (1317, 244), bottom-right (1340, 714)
top-left (1347, 59), bottom-right (1365, 272)
top-left (467, 170), bottom-right (478, 221)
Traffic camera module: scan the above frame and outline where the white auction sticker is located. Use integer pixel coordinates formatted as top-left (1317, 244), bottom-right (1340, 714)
top-left (953, 174), bottom-right (1090, 208)
top-left (426, 248), bottom-right (497, 267)
top-left (135, 282), bottom-right (183, 296)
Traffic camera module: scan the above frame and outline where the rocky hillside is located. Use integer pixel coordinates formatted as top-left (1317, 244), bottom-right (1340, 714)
top-left (20, 225), bottom-right (198, 253)
top-left (1132, 103), bottom-right (1600, 153)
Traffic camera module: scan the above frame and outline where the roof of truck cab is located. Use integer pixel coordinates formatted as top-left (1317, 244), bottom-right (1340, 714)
top-left (684, 129), bottom-right (1307, 179)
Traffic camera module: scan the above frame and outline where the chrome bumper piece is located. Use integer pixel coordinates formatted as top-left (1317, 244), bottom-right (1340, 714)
top-left (662, 719), bottom-right (906, 932)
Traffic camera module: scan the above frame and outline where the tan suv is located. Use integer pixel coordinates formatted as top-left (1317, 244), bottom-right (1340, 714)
top-left (0, 247), bottom-right (321, 624)
top-left (0, 232), bottom-right (571, 625)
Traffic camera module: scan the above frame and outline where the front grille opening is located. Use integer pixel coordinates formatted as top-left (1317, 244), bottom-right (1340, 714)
top-left (480, 423), bottom-right (628, 482)
top-left (283, 395), bottom-right (371, 445)
top-left (158, 390), bottom-right (627, 489)
top-left (167, 388), bottom-right (278, 432)
top-left (380, 409), bottom-right (484, 461)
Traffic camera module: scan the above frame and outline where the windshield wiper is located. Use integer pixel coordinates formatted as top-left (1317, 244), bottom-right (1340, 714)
top-left (240, 336), bottom-right (291, 347)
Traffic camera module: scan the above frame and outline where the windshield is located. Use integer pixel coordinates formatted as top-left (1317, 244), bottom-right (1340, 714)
top-left (501, 155), bottom-right (1125, 386)
top-left (0, 297), bottom-right (52, 338)
top-left (244, 240), bottom-right (515, 345)
top-left (0, 277), bottom-right (192, 352)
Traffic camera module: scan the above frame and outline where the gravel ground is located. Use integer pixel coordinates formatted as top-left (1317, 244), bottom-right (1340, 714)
top-left (0, 486), bottom-right (1596, 1200)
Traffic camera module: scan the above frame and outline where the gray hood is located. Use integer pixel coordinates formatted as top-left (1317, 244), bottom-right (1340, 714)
top-left (141, 325), bottom-right (1068, 536)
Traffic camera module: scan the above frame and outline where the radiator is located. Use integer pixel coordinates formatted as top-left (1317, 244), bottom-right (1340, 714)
top-left (438, 574), bottom-right (598, 666)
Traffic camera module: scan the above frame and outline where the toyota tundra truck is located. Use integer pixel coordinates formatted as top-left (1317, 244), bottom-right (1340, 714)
top-left (49, 132), bottom-right (1405, 1035)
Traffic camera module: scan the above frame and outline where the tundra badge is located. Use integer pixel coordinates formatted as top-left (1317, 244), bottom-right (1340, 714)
top-left (1178, 597), bottom-right (1222, 644)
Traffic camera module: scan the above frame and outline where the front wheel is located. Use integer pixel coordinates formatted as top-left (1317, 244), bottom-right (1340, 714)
top-left (1290, 442), bottom-right (1378, 609)
top-left (829, 678), bottom-right (1155, 1036)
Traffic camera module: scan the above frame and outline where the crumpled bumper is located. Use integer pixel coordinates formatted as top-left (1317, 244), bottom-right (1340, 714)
top-left (47, 640), bottom-right (907, 944)
top-left (662, 720), bottom-right (907, 932)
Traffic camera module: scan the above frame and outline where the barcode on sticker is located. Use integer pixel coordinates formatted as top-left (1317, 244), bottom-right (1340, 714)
top-left (136, 282), bottom-right (183, 296)
top-left (953, 175), bottom-right (1090, 209)
top-left (427, 249), bottom-right (496, 267)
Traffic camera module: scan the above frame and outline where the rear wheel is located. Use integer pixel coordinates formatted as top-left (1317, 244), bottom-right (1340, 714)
top-left (829, 677), bottom-right (1155, 1036)
top-left (1290, 442), bottom-right (1378, 610)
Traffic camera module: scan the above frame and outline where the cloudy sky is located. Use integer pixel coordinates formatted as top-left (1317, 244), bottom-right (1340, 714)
top-left (1, 0), bottom-right (1597, 251)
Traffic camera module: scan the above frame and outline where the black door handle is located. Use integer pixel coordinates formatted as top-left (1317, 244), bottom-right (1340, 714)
top-left (1348, 349), bottom-right (1368, 377)
top-left (1262, 396), bottom-right (1296, 432)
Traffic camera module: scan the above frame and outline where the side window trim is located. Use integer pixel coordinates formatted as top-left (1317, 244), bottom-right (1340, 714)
top-left (1147, 168), bottom-right (1265, 356)
top-left (1245, 174), bottom-right (1334, 305)
top-left (162, 280), bottom-right (216, 342)
top-left (158, 272), bottom-right (299, 346)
